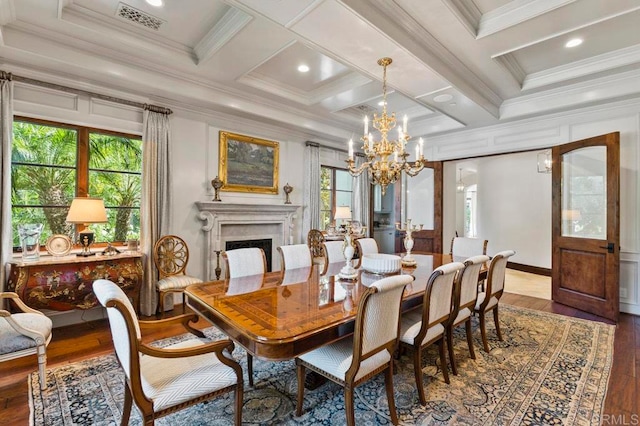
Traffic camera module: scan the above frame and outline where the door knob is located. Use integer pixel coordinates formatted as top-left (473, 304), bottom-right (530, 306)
top-left (598, 242), bottom-right (614, 253)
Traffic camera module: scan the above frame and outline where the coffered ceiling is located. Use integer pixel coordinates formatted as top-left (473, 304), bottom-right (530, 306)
top-left (1, 0), bottom-right (639, 149)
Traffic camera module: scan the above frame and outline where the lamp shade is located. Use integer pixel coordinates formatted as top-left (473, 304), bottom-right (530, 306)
top-left (334, 206), bottom-right (352, 220)
top-left (66, 197), bottom-right (108, 224)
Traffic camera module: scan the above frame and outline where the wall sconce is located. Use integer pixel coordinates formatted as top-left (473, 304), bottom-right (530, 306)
top-left (456, 168), bottom-right (465, 193)
top-left (537, 149), bottom-right (552, 173)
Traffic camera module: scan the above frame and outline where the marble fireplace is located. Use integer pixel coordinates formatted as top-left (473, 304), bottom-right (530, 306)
top-left (196, 202), bottom-right (300, 280)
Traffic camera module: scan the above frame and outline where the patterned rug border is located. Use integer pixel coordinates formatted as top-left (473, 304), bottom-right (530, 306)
top-left (29, 303), bottom-right (616, 425)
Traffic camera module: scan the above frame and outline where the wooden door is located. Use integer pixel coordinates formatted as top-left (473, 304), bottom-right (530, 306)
top-left (400, 161), bottom-right (443, 253)
top-left (552, 132), bottom-right (619, 321)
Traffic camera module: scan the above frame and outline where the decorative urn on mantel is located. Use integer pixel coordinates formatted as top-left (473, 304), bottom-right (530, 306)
top-left (195, 202), bottom-right (300, 280)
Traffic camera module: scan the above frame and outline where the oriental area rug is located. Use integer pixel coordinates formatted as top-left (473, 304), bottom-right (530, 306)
top-left (30, 304), bottom-right (614, 425)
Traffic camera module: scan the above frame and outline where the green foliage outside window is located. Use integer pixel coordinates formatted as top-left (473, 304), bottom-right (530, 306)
top-left (11, 120), bottom-right (141, 247)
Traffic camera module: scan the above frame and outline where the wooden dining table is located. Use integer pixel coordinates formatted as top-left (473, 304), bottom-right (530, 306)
top-left (185, 252), bottom-right (484, 363)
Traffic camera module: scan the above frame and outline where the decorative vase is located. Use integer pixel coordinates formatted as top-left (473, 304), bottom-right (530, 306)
top-left (396, 219), bottom-right (423, 267)
top-left (18, 224), bottom-right (44, 261)
top-left (338, 232), bottom-right (358, 280)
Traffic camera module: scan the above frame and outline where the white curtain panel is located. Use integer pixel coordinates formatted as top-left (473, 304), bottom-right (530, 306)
top-left (352, 154), bottom-right (370, 230)
top-left (302, 142), bottom-right (320, 238)
top-left (140, 108), bottom-right (172, 316)
top-left (0, 75), bottom-right (13, 292)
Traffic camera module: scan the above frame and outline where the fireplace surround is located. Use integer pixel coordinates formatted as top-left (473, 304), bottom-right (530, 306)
top-left (196, 202), bottom-right (299, 280)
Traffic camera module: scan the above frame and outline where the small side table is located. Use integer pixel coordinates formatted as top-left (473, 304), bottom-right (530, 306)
top-left (6, 252), bottom-right (144, 313)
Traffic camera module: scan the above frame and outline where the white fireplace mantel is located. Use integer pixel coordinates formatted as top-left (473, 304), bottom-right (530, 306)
top-left (196, 202), bottom-right (300, 280)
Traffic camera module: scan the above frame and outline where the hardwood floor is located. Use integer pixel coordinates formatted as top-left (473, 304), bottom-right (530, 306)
top-left (1, 290), bottom-right (638, 424)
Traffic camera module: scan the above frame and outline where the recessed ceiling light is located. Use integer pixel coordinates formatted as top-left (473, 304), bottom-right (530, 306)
top-left (146, 0), bottom-right (163, 6)
top-left (297, 64), bottom-right (310, 73)
top-left (433, 94), bottom-right (453, 103)
top-left (565, 38), bottom-right (583, 48)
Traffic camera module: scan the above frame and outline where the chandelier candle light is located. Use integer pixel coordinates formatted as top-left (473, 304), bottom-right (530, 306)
top-left (346, 57), bottom-right (427, 195)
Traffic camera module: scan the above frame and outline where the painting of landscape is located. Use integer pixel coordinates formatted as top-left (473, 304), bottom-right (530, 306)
top-left (219, 131), bottom-right (279, 194)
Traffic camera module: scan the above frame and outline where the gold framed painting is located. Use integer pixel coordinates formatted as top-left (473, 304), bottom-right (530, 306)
top-left (219, 131), bottom-right (279, 194)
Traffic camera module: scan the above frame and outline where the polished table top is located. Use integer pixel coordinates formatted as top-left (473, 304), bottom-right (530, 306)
top-left (186, 253), bottom-right (480, 361)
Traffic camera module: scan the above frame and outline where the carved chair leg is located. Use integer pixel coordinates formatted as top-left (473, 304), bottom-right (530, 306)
top-left (413, 346), bottom-right (427, 406)
top-left (345, 386), bottom-right (356, 426)
top-left (493, 306), bottom-right (503, 341)
top-left (465, 319), bottom-right (476, 360)
top-left (37, 345), bottom-right (47, 390)
top-left (295, 362), bottom-right (306, 417)
top-left (247, 353), bottom-right (254, 387)
top-left (446, 326), bottom-right (458, 376)
top-left (184, 319), bottom-right (206, 339)
top-left (234, 382), bottom-right (243, 426)
top-left (157, 290), bottom-right (165, 318)
top-left (121, 385), bottom-right (133, 426)
top-left (384, 365), bottom-right (399, 425)
top-left (479, 311), bottom-right (491, 352)
top-left (438, 338), bottom-right (450, 384)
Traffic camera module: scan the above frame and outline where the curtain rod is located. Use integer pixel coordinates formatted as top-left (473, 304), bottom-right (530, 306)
top-left (306, 140), bottom-right (364, 156)
top-left (0, 70), bottom-right (172, 115)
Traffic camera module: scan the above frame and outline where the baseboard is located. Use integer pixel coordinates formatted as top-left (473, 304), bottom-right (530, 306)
top-left (507, 261), bottom-right (551, 277)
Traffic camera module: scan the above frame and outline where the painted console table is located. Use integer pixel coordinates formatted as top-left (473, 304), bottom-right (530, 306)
top-left (6, 252), bottom-right (143, 313)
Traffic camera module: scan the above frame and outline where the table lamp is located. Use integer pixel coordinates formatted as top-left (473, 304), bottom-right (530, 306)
top-left (66, 197), bottom-right (108, 256)
top-left (334, 206), bottom-right (352, 232)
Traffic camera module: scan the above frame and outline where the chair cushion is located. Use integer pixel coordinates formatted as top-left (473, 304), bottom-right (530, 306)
top-left (0, 313), bottom-right (52, 355)
top-left (452, 307), bottom-right (471, 326)
top-left (156, 275), bottom-right (202, 291)
top-left (399, 312), bottom-right (444, 346)
top-left (140, 340), bottom-right (238, 412)
top-left (298, 337), bottom-right (391, 383)
top-left (475, 292), bottom-right (498, 311)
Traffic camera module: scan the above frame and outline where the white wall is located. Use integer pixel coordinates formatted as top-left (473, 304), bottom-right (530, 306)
top-left (433, 98), bottom-right (640, 315)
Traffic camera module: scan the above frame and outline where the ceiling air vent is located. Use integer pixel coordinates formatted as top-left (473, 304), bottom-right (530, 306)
top-left (116, 2), bottom-right (164, 30)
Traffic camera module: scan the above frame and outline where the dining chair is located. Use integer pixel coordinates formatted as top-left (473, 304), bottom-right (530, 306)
top-left (474, 250), bottom-right (516, 352)
top-left (321, 240), bottom-right (345, 274)
top-left (93, 279), bottom-right (244, 426)
top-left (0, 292), bottom-right (53, 390)
top-left (307, 229), bottom-right (325, 265)
top-left (153, 235), bottom-right (203, 315)
top-left (449, 237), bottom-right (488, 258)
top-left (222, 247), bottom-right (267, 279)
top-left (295, 274), bottom-right (413, 426)
top-left (399, 261), bottom-right (465, 405)
top-left (446, 255), bottom-right (490, 375)
top-left (277, 244), bottom-right (312, 270)
top-left (279, 267), bottom-right (314, 286)
top-left (222, 247), bottom-right (267, 386)
top-left (354, 237), bottom-right (379, 268)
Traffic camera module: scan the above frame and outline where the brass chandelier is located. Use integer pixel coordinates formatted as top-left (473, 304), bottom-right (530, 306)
top-left (346, 57), bottom-right (427, 195)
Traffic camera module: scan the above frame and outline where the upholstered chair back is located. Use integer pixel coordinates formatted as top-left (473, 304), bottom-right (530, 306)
top-left (458, 255), bottom-right (490, 307)
top-left (358, 275), bottom-right (413, 357)
top-left (322, 241), bottom-right (344, 264)
top-left (278, 244), bottom-right (312, 270)
top-left (356, 238), bottom-right (379, 256)
top-left (93, 279), bottom-right (140, 380)
top-left (450, 237), bottom-right (488, 259)
top-left (487, 250), bottom-right (515, 295)
top-left (427, 263), bottom-right (465, 326)
top-left (223, 248), bottom-right (267, 279)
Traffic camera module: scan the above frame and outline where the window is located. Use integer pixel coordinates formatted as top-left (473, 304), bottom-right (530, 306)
top-left (464, 184), bottom-right (477, 238)
top-left (11, 118), bottom-right (142, 248)
top-left (320, 166), bottom-right (353, 230)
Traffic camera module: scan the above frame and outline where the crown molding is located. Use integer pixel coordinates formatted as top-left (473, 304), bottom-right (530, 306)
top-left (501, 67), bottom-right (640, 120)
top-left (522, 44), bottom-right (640, 91)
top-left (238, 70), bottom-right (369, 106)
top-left (493, 53), bottom-right (526, 87)
top-left (477, 0), bottom-right (576, 39)
top-left (440, 0), bottom-right (481, 37)
top-left (194, 8), bottom-right (252, 65)
top-left (0, 0), bottom-right (15, 26)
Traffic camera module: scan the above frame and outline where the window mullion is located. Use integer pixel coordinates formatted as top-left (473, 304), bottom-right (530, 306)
top-left (77, 127), bottom-right (89, 197)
